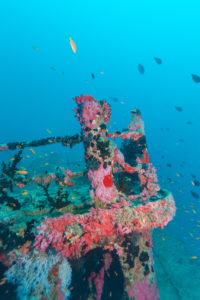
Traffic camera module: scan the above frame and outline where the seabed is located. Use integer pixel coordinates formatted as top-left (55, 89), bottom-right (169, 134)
top-left (0, 156), bottom-right (200, 299)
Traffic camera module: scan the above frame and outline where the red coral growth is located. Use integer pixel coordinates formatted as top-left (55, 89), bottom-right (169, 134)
top-left (34, 193), bottom-right (176, 259)
top-left (0, 146), bottom-right (8, 151)
top-left (103, 173), bottom-right (113, 187)
top-left (139, 150), bottom-right (150, 164)
top-left (73, 94), bottom-right (98, 105)
top-left (102, 101), bottom-right (111, 123)
top-left (89, 267), bottom-right (105, 300)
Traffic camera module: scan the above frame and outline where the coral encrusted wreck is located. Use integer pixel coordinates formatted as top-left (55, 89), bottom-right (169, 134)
top-left (6, 95), bottom-right (176, 300)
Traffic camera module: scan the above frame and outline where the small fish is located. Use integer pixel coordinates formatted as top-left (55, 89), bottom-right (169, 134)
top-left (191, 74), bottom-right (200, 83)
top-left (16, 170), bottom-right (28, 175)
top-left (190, 191), bottom-right (199, 199)
top-left (44, 163), bottom-right (48, 165)
top-left (109, 97), bottom-right (118, 102)
top-left (138, 64), bottom-right (145, 74)
top-left (166, 163), bottom-right (172, 168)
top-left (10, 158), bottom-right (15, 161)
top-left (179, 138), bottom-right (184, 142)
top-left (175, 106), bottom-right (183, 112)
top-left (69, 37), bottom-right (76, 53)
top-left (71, 197), bottom-right (76, 200)
top-left (61, 71), bottom-right (64, 75)
top-left (50, 66), bottom-right (56, 71)
top-left (26, 155), bottom-right (30, 158)
top-left (91, 73), bottom-right (95, 79)
top-left (190, 256), bottom-right (197, 259)
top-left (99, 71), bottom-right (104, 74)
top-left (120, 101), bottom-right (124, 104)
top-left (191, 174), bottom-right (196, 179)
top-left (193, 179), bottom-right (200, 187)
top-left (29, 148), bottom-right (36, 155)
top-left (186, 121), bottom-right (192, 125)
top-left (21, 191), bottom-right (28, 196)
top-left (192, 209), bottom-right (197, 214)
top-left (0, 277), bottom-right (7, 285)
top-left (32, 45), bottom-right (39, 52)
top-left (46, 128), bottom-right (52, 134)
top-left (154, 57), bottom-right (162, 64)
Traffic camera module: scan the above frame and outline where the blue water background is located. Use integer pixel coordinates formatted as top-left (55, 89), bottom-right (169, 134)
top-left (0, 0), bottom-right (200, 261)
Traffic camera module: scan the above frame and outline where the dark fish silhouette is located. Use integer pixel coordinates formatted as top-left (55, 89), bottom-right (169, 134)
top-left (190, 191), bottom-right (199, 199)
top-left (109, 97), bottom-right (118, 102)
top-left (191, 174), bottom-right (196, 178)
top-left (91, 73), bottom-right (95, 79)
top-left (191, 74), bottom-right (200, 83)
top-left (154, 57), bottom-right (162, 64)
top-left (175, 106), bottom-right (183, 112)
top-left (179, 138), bottom-right (184, 143)
top-left (186, 121), bottom-right (192, 125)
top-left (166, 163), bottom-right (172, 167)
top-left (138, 64), bottom-right (145, 74)
top-left (193, 179), bottom-right (200, 187)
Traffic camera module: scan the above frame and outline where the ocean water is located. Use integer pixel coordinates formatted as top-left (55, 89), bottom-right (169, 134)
top-left (0, 0), bottom-right (200, 299)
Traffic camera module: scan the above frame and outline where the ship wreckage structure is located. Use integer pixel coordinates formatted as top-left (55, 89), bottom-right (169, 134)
top-left (0, 95), bottom-right (176, 300)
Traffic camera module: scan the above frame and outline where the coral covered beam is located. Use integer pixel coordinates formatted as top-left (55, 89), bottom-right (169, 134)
top-left (0, 134), bottom-right (82, 151)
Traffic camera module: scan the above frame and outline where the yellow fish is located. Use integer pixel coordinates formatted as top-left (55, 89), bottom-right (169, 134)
top-left (10, 158), bottom-right (15, 161)
top-left (29, 148), bottom-right (36, 155)
top-left (46, 128), bottom-right (52, 134)
top-left (21, 191), bottom-right (28, 196)
top-left (44, 163), bottom-right (48, 165)
top-left (71, 197), bottom-right (76, 200)
top-left (0, 277), bottom-right (7, 285)
top-left (69, 37), bottom-right (77, 53)
top-left (16, 170), bottom-right (28, 175)
top-left (191, 256), bottom-right (197, 259)
top-left (32, 45), bottom-right (39, 52)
